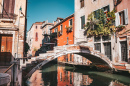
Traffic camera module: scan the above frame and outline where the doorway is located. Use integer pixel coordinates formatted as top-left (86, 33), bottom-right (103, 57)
top-left (0, 35), bottom-right (13, 66)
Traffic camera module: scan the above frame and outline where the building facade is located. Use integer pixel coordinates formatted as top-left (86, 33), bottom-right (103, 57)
top-left (40, 20), bottom-right (54, 53)
top-left (0, 0), bottom-right (27, 66)
top-left (114, 0), bottom-right (130, 63)
top-left (50, 14), bottom-right (75, 63)
top-left (27, 22), bottom-right (44, 56)
top-left (74, 0), bottom-right (130, 64)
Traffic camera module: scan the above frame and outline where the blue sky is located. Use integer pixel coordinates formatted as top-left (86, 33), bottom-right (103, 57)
top-left (27, 0), bottom-right (74, 31)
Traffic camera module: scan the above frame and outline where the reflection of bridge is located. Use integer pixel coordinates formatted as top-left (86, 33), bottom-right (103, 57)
top-left (21, 43), bottom-right (130, 77)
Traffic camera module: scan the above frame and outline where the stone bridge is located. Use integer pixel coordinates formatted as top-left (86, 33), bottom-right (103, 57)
top-left (25, 43), bottom-right (114, 77)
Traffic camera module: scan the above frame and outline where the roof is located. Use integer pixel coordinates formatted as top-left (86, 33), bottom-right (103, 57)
top-left (35, 21), bottom-right (45, 25)
top-left (42, 23), bottom-right (54, 28)
top-left (50, 14), bottom-right (74, 30)
top-left (28, 21), bottom-right (45, 32)
top-left (56, 17), bottom-right (64, 21)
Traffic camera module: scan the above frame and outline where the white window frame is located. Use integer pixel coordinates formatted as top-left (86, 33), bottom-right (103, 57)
top-left (115, 9), bottom-right (128, 26)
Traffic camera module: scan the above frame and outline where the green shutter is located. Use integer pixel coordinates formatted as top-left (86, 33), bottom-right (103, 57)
top-left (81, 16), bottom-right (85, 29)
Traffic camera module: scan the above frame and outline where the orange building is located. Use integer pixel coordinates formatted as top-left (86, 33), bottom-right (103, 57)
top-left (50, 14), bottom-right (74, 63)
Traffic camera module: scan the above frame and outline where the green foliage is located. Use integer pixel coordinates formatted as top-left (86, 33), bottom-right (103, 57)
top-left (24, 42), bottom-right (30, 54)
top-left (34, 48), bottom-right (37, 52)
top-left (84, 9), bottom-right (116, 37)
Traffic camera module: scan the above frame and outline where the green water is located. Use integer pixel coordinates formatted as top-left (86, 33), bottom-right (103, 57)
top-left (27, 63), bottom-right (130, 86)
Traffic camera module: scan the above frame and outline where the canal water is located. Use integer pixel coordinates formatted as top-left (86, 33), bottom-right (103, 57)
top-left (27, 62), bottom-right (130, 86)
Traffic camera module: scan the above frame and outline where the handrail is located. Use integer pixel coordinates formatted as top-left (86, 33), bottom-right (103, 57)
top-left (3, 63), bottom-right (15, 73)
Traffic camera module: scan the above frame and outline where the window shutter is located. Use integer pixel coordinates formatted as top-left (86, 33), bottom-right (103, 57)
top-left (81, 16), bottom-right (85, 29)
top-left (3, 0), bottom-right (15, 19)
top-left (115, 13), bottom-right (120, 26)
top-left (124, 9), bottom-right (128, 25)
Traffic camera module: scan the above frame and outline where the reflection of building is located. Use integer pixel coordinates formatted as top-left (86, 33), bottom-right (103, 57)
top-left (57, 66), bottom-right (74, 86)
top-left (74, 73), bottom-right (93, 86)
top-left (27, 22), bottom-right (44, 56)
top-left (0, 0), bottom-right (27, 66)
top-left (29, 70), bottom-right (44, 86)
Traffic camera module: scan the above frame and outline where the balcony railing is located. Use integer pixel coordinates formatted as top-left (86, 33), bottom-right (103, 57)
top-left (50, 32), bottom-right (57, 39)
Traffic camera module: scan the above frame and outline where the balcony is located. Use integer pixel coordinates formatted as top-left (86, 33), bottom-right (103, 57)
top-left (0, 13), bottom-right (18, 30)
top-left (50, 32), bottom-right (57, 39)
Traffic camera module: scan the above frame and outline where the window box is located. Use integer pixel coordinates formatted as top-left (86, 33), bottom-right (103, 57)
top-left (66, 26), bottom-right (73, 33)
top-left (58, 31), bottom-right (62, 37)
top-left (116, 25), bottom-right (125, 31)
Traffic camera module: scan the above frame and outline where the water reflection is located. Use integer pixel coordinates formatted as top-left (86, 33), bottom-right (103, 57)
top-left (27, 63), bottom-right (130, 86)
top-left (28, 70), bottom-right (44, 86)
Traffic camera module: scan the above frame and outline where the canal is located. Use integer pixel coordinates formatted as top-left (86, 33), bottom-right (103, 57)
top-left (26, 62), bottom-right (130, 86)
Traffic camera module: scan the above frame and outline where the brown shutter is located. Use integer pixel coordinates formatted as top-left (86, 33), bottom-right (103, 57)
top-left (9, 0), bottom-right (15, 18)
top-left (2, 0), bottom-right (15, 19)
top-left (3, 0), bottom-right (9, 18)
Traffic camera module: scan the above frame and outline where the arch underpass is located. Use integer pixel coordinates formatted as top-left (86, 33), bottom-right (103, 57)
top-left (26, 43), bottom-right (113, 77)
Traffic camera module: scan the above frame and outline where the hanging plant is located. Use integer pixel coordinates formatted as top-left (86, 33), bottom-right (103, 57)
top-left (65, 25), bottom-right (73, 33)
top-left (84, 9), bottom-right (116, 37)
top-left (57, 31), bottom-right (62, 36)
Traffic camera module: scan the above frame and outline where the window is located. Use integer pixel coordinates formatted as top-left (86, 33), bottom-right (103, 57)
top-left (70, 54), bottom-right (72, 61)
top-left (115, 9), bottom-right (128, 26)
top-left (80, 0), bottom-right (84, 8)
top-left (60, 25), bottom-right (63, 34)
top-left (94, 36), bottom-right (101, 42)
top-left (2, 0), bottom-right (15, 19)
top-left (94, 43), bottom-right (101, 52)
top-left (36, 26), bottom-right (37, 29)
top-left (81, 15), bottom-right (85, 29)
top-left (69, 19), bottom-right (72, 26)
top-left (35, 32), bottom-right (38, 41)
top-left (120, 41), bottom-right (127, 62)
top-left (60, 72), bottom-right (62, 81)
top-left (67, 37), bottom-right (69, 45)
top-left (102, 36), bottom-right (111, 41)
top-left (93, 0), bottom-right (96, 1)
top-left (69, 19), bottom-right (73, 30)
top-left (119, 11), bottom-right (125, 25)
top-left (54, 28), bottom-right (57, 32)
top-left (104, 43), bottom-right (111, 60)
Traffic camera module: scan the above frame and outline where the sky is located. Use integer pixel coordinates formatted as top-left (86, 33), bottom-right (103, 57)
top-left (27, 0), bottom-right (74, 31)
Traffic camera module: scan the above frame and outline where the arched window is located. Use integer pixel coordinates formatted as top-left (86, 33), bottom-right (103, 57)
top-left (36, 26), bottom-right (37, 29)
top-left (35, 32), bottom-right (38, 41)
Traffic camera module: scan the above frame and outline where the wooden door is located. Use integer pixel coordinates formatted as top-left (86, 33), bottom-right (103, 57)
top-left (0, 35), bottom-right (12, 66)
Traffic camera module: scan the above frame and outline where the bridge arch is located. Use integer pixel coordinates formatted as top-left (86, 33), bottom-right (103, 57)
top-left (26, 44), bottom-right (113, 77)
